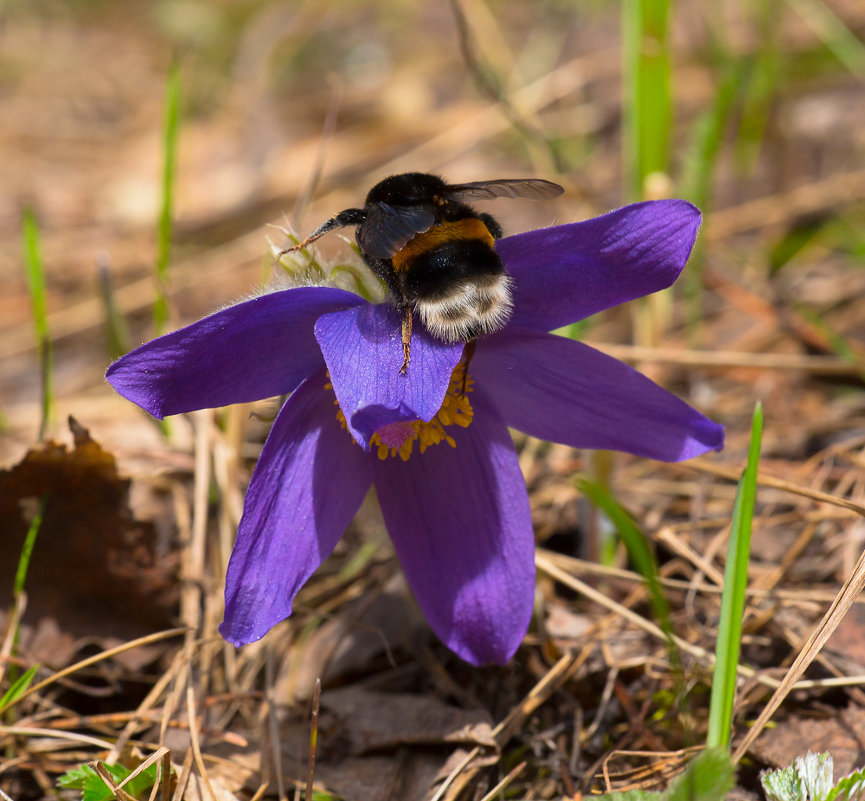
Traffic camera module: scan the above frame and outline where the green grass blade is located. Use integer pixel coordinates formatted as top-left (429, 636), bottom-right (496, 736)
top-left (623, 0), bottom-right (672, 200)
top-left (834, 214), bottom-right (865, 261)
top-left (680, 60), bottom-right (743, 335)
top-left (97, 260), bottom-right (132, 360)
top-left (681, 61), bottom-right (743, 214)
top-left (793, 302), bottom-right (865, 377)
top-left (0, 664), bottom-right (40, 714)
top-left (735, 0), bottom-right (782, 172)
top-left (768, 215), bottom-right (833, 274)
top-left (666, 747), bottom-right (736, 801)
top-left (554, 313), bottom-right (598, 342)
top-left (3, 495), bottom-right (47, 713)
top-left (706, 402), bottom-right (763, 749)
top-left (14, 495), bottom-right (47, 596)
top-left (153, 60), bottom-right (181, 337)
top-left (22, 210), bottom-right (54, 441)
top-left (785, 0), bottom-right (865, 80)
top-left (578, 478), bottom-right (678, 665)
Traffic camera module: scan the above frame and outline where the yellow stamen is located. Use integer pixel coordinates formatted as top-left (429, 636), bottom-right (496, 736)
top-left (327, 364), bottom-right (474, 460)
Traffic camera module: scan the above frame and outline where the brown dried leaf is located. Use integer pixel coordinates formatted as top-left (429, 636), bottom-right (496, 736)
top-left (318, 753), bottom-right (443, 801)
top-left (826, 601), bottom-right (865, 670)
top-left (322, 686), bottom-right (495, 754)
top-left (200, 705), bottom-right (476, 801)
top-left (0, 417), bottom-right (177, 664)
top-left (751, 705), bottom-right (865, 777)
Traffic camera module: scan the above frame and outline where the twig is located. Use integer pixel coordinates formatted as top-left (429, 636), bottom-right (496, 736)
top-left (186, 687), bottom-right (218, 801)
top-left (170, 745), bottom-right (195, 801)
top-left (11, 627), bottom-right (187, 711)
top-left (732, 546), bottom-right (865, 762)
top-left (89, 761), bottom-right (138, 801)
top-left (589, 342), bottom-right (864, 375)
top-left (684, 458), bottom-right (865, 517)
top-left (0, 727), bottom-right (113, 749)
top-left (477, 761), bottom-right (526, 801)
top-left (305, 679), bottom-right (321, 801)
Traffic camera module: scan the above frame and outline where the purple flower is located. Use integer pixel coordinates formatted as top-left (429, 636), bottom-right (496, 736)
top-left (106, 199), bottom-right (723, 666)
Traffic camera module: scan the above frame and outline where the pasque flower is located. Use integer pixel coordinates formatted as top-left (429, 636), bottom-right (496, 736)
top-left (107, 199), bottom-right (723, 665)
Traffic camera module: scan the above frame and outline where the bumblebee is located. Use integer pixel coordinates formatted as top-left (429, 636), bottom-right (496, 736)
top-left (282, 172), bottom-right (563, 372)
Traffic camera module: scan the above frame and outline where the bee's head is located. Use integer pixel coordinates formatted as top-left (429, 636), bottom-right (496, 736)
top-left (365, 173), bottom-right (447, 207)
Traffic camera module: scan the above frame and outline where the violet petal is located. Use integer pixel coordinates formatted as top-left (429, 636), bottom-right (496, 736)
top-left (106, 287), bottom-right (364, 418)
top-left (374, 388), bottom-right (535, 665)
top-left (499, 200), bottom-right (701, 331)
top-left (315, 303), bottom-right (465, 450)
top-left (473, 328), bottom-right (724, 461)
top-left (220, 370), bottom-right (374, 645)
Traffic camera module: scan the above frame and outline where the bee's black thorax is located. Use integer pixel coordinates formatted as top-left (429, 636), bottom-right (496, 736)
top-left (281, 171), bottom-right (562, 369)
top-left (364, 172), bottom-right (449, 207)
top-left (367, 219), bottom-right (510, 343)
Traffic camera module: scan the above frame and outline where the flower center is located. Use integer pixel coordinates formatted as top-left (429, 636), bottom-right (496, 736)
top-left (326, 365), bottom-right (474, 461)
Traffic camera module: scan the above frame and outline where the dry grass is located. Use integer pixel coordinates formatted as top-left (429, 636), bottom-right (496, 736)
top-left (2, 1), bottom-right (865, 800)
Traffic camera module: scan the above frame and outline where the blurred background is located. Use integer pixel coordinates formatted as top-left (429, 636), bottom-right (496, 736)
top-left (1, 0), bottom-right (864, 442)
top-left (2, 1), bottom-right (865, 799)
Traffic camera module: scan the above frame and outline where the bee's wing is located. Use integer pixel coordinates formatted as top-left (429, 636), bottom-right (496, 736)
top-left (446, 178), bottom-right (564, 201)
top-left (358, 202), bottom-right (435, 259)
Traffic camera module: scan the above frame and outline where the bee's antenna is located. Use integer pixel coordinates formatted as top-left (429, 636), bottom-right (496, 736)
top-left (277, 208), bottom-right (366, 256)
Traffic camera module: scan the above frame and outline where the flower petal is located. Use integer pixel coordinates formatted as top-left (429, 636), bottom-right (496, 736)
top-left (106, 287), bottom-right (364, 418)
top-left (220, 370), bottom-right (374, 645)
top-left (473, 328), bottom-right (724, 460)
top-left (499, 200), bottom-right (701, 331)
top-left (315, 302), bottom-right (465, 450)
top-left (374, 388), bottom-right (535, 665)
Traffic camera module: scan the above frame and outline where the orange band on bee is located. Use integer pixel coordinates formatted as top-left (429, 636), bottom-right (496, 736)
top-left (391, 218), bottom-right (495, 272)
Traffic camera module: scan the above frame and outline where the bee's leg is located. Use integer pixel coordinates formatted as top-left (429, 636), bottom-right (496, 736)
top-left (277, 208), bottom-right (366, 256)
top-left (461, 338), bottom-right (477, 395)
top-left (400, 306), bottom-right (413, 374)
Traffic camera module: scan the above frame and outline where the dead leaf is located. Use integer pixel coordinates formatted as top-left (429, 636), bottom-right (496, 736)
top-left (321, 686), bottom-right (496, 754)
top-left (751, 705), bottom-right (865, 776)
top-left (826, 601), bottom-right (865, 670)
top-left (0, 417), bottom-right (177, 665)
top-left (195, 711), bottom-right (448, 801)
top-left (276, 580), bottom-right (426, 701)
